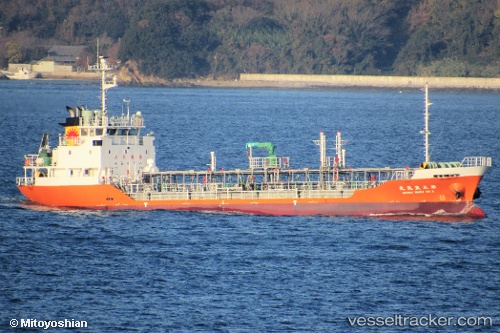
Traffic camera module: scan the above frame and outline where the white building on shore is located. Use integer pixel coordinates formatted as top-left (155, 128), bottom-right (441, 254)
top-left (8, 45), bottom-right (85, 75)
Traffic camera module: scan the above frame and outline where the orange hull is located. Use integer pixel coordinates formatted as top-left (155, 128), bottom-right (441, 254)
top-left (18, 175), bottom-right (486, 217)
top-left (16, 65), bottom-right (490, 219)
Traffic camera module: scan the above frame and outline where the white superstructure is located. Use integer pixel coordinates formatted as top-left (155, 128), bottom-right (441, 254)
top-left (19, 57), bottom-right (156, 187)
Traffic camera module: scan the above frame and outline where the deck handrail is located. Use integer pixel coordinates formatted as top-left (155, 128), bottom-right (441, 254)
top-left (16, 177), bottom-right (35, 186)
top-left (461, 156), bottom-right (492, 167)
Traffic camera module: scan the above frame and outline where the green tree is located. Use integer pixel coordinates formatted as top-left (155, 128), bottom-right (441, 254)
top-left (6, 40), bottom-right (22, 63)
top-left (484, 0), bottom-right (500, 66)
top-left (394, 0), bottom-right (499, 76)
top-left (206, 3), bottom-right (292, 77)
top-left (1, 0), bottom-right (499, 78)
top-left (273, 0), bottom-right (400, 75)
top-left (119, 0), bottom-right (217, 79)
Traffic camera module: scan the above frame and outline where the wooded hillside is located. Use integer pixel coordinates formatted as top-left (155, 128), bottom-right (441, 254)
top-left (1, 0), bottom-right (499, 79)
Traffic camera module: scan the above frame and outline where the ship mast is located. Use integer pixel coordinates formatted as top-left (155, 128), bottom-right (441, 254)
top-left (313, 131), bottom-right (328, 170)
top-left (99, 56), bottom-right (117, 113)
top-left (335, 130), bottom-right (346, 168)
top-left (88, 41), bottom-right (118, 113)
top-left (420, 84), bottom-right (432, 162)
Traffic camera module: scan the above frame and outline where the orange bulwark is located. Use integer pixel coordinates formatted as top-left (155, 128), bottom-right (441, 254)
top-left (17, 172), bottom-right (487, 217)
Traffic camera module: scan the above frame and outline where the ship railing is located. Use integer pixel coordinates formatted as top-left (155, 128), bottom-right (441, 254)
top-left (109, 116), bottom-right (128, 126)
top-left (130, 179), bottom-right (387, 195)
top-left (337, 180), bottom-right (379, 190)
top-left (390, 169), bottom-right (414, 180)
top-left (129, 189), bottom-right (299, 201)
top-left (16, 176), bottom-right (35, 186)
top-left (324, 156), bottom-right (345, 168)
top-left (126, 179), bottom-right (391, 201)
top-left (120, 182), bottom-right (144, 194)
top-left (216, 188), bottom-right (298, 200)
top-left (80, 115), bottom-right (108, 126)
top-left (461, 156), bottom-right (492, 167)
top-left (301, 189), bottom-right (355, 199)
top-left (314, 180), bottom-right (381, 191)
top-left (130, 192), bottom-right (190, 201)
top-left (88, 63), bottom-right (116, 71)
top-left (23, 154), bottom-right (39, 167)
top-left (129, 186), bottom-right (377, 201)
top-left (249, 156), bottom-right (291, 169)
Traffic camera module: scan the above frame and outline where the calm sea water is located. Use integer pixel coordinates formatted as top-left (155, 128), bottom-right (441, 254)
top-left (0, 80), bottom-right (499, 332)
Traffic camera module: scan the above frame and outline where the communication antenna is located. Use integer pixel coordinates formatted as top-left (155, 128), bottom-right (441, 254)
top-left (123, 99), bottom-right (131, 119)
top-left (96, 38), bottom-right (100, 69)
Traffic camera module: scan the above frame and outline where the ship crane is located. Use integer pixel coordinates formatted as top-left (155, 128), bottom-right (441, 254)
top-left (246, 142), bottom-right (275, 156)
top-left (245, 142), bottom-right (290, 170)
top-left (246, 142), bottom-right (277, 169)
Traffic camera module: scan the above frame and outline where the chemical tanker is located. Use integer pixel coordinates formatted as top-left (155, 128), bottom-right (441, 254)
top-left (17, 57), bottom-right (491, 217)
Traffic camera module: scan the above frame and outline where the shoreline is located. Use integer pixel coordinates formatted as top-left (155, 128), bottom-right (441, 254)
top-left (3, 72), bottom-right (500, 91)
top-left (238, 73), bottom-right (500, 91)
top-left (186, 79), bottom-right (500, 91)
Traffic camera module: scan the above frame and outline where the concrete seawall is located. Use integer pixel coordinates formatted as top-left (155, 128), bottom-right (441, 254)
top-left (240, 73), bottom-right (500, 89)
top-left (41, 72), bottom-right (100, 80)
